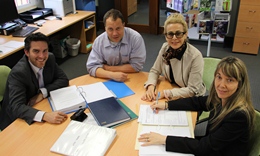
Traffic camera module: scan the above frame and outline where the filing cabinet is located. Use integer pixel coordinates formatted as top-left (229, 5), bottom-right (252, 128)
top-left (232, 0), bottom-right (260, 54)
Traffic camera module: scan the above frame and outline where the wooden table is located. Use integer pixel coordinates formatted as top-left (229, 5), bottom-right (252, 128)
top-left (0, 72), bottom-right (197, 156)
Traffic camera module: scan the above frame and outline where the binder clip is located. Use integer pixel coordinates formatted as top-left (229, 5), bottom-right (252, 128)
top-left (70, 108), bottom-right (87, 122)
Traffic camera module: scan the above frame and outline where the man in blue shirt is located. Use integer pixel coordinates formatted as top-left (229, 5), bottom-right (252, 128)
top-left (86, 9), bottom-right (146, 82)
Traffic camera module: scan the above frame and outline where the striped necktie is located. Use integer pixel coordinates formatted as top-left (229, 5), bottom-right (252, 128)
top-left (37, 68), bottom-right (44, 88)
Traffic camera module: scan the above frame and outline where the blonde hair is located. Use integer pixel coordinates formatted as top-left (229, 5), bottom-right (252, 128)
top-left (206, 56), bottom-right (255, 132)
top-left (164, 13), bottom-right (188, 34)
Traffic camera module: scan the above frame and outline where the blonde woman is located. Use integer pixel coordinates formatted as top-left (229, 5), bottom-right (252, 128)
top-left (142, 13), bottom-right (205, 101)
top-left (139, 56), bottom-right (255, 156)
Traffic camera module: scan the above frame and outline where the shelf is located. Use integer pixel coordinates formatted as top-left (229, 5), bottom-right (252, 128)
top-left (80, 14), bottom-right (96, 53)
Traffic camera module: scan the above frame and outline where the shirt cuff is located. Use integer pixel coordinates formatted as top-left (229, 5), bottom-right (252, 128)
top-left (40, 88), bottom-right (48, 98)
top-left (34, 111), bottom-right (45, 122)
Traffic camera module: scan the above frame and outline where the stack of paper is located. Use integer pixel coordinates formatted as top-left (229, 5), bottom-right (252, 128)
top-left (137, 104), bottom-right (193, 156)
top-left (50, 120), bottom-right (116, 156)
top-left (138, 105), bottom-right (188, 126)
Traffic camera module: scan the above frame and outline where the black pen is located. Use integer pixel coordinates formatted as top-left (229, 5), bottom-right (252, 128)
top-left (56, 16), bottom-right (62, 20)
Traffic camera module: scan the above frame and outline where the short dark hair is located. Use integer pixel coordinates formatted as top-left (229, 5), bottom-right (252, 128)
top-left (24, 32), bottom-right (49, 51)
top-left (103, 9), bottom-right (125, 26)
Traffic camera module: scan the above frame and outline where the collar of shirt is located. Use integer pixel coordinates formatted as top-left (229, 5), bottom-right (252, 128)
top-left (28, 60), bottom-right (44, 77)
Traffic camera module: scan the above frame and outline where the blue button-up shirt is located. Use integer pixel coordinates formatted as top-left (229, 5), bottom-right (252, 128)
top-left (87, 27), bottom-right (146, 76)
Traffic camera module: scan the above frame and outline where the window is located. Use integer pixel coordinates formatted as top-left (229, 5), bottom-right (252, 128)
top-left (15, 0), bottom-right (29, 6)
top-left (15, 0), bottom-right (37, 13)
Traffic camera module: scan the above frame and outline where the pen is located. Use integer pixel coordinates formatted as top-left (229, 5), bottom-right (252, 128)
top-left (154, 92), bottom-right (160, 113)
top-left (56, 16), bottom-right (62, 20)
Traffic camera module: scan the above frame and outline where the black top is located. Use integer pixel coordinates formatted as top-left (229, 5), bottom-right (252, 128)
top-left (166, 96), bottom-right (249, 156)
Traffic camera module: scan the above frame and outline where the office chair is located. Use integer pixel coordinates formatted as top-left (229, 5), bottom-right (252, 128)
top-left (247, 110), bottom-right (260, 156)
top-left (0, 65), bottom-right (11, 108)
top-left (194, 57), bottom-right (221, 137)
top-left (198, 57), bottom-right (221, 121)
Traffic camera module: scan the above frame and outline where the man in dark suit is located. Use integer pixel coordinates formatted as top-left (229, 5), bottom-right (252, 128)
top-left (0, 32), bottom-right (69, 130)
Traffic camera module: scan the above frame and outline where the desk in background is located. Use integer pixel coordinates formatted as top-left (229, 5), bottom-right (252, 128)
top-left (0, 72), bottom-right (197, 156)
top-left (0, 10), bottom-right (96, 61)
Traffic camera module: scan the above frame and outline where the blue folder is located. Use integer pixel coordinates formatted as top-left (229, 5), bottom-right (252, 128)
top-left (103, 80), bottom-right (135, 99)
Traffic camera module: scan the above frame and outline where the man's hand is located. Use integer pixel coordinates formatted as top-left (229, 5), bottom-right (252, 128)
top-left (42, 112), bottom-right (68, 124)
top-left (28, 93), bottom-right (44, 106)
top-left (110, 72), bottom-right (128, 82)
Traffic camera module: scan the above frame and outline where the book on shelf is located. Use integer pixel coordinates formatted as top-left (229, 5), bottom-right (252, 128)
top-left (88, 97), bottom-right (131, 127)
top-left (50, 120), bottom-right (116, 156)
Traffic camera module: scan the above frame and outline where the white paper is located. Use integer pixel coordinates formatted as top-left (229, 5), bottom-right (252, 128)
top-left (139, 126), bottom-right (193, 156)
top-left (138, 105), bottom-right (188, 126)
top-left (0, 46), bottom-right (14, 54)
top-left (78, 82), bottom-right (115, 103)
top-left (51, 120), bottom-right (116, 156)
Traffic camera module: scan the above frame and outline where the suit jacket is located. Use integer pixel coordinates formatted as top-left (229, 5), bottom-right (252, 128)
top-left (0, 53), bottom-right (69, 130)
top-left (166, 96), bottom-right (249, 156)
top-left (144, 42), bottom-right (206, 99)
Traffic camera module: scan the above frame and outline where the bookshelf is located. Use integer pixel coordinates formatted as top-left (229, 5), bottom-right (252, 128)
top-left (166, 0), bottom-right (231, 56)
top-left (80, 14), bottom-right (96, 53)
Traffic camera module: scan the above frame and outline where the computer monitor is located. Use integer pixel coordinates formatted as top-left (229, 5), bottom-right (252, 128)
top-left (0, 0), bottom-right (19, 26)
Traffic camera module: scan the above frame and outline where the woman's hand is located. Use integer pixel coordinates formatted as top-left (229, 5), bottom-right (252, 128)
top-left (138, 132), bottom-right (167, 146)
top-left (150, 101), bottom-right (165, 114)
top-left (141, 85), bottom-right (156, 101)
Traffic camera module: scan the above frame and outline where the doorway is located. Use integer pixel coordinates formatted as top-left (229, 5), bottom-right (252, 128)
top-left (115, 0), bottom-right (167, 34)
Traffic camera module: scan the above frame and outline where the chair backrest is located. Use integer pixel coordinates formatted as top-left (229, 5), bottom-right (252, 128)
top-left (248, 110), bottom-right (260, 156)
top-left (0, 65), bottom-right (11, 102)
top-left (203, 57), bottom-right (221, 91)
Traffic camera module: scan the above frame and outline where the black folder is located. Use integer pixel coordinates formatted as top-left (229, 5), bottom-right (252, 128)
top-left (88, 97), bottom-right (131, 127)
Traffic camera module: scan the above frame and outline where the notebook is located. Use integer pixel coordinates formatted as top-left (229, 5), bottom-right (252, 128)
top-left (110, 99), bottom-right (138, 128)
top-left (88, 97), bottom-right (131, 127)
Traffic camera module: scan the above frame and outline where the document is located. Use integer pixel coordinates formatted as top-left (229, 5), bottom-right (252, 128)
top-left (78, 82), bottom-right (115, 103)
top-left (138, 105), bottom-right (188, 126)
top-left (139, 127), bottom-right (192, 156)
top-left (0, 41), bottom-right (24, 54)
top-left (138, 125), bottom-right (193, 156)
top-left (50, 120), bottom-right (116, 156)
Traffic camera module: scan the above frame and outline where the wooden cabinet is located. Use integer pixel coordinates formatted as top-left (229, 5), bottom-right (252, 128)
top-left (233, 0), bottom-right (260, 54)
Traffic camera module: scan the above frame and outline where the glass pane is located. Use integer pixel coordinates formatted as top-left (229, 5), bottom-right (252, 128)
top-left (128, 0), bottom-right (149, 25)
top-left (159, 0), bottom-right (167, 27)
